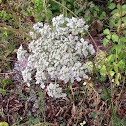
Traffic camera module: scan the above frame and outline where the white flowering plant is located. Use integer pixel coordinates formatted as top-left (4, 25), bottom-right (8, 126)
top-left (17, 14), bottom-right (95, 98)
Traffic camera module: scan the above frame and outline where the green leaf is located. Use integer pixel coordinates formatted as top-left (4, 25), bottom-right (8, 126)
top-left (94, 6), bottom-right (99, 11)
top-left (4, 31), bottom-right (7, 37)
top-left (122, 17), bottom-right (126, 23)
top-left (111, 9), bottom-right (117, 15)
top-left (102, 11), bottom-right (106, 16)
top-left (6, 63), bottom-right (10, 70)
top-left (112, 33), bottom-right (118, 42)
top-left (101, 89), bottom-right (110, 100)
top-left (58, 117), bottom-right (63, 120)
top-left (118, 60), bottom-right (125, 70)
top-left (108, 3), bottom-right (116, 9)
top-left (26, 37), bottom-right (29, 40)
top-left (115, 73), bottom-right (121, 85)
top-left (109, 71), bottom-right (115, 77)
top-left (103, 29), bottom-right (110, 35)
top-left (93, 11), bottom-right (97, 17)
top-left (112, 79), bottom-right (114, 82)
top-left (117, 3), bottom-right (120, 10)
top-left (0, 88), bottom-right (6, 96)
top-left (122, 5), bottom-right (126, 11)
top-left (69, 82), bottom-right (73, 86)
top-left (115, 18), bottom-right (121, 27)
top-left (91, 112), bottom-right (96, 118)
top-left (0, 122), bottom-right (9, 126)
top-left (76, 8), bottom-right (83, 15)
top-left (60, 124), bottom-right (65, 126)
top-left (107, 54), bottom-right (116, 62)
top-left (109, 19), bottom-right (114, 28)
top-left (88, 1), bottom-right (93, 6)
top-left (47, 8), bottom-right (52, 21)
top-left (103, 38), bottom-right (109, 47)
top-left (115, 78), bottom-right (119, 85)
top-left (106, 35), bottom-right (111, 39)
top-left (99, 11), bottom-right (106, 20)
top-left (100, 65), bottom-right (107, 76)
top-left (2, 79), bottom-right (12, 89)
top-left (114, 63), bottom-right (118, 73)
top-left (90, 103), bottom-right (94, 107)
top-left (120, 37), bottom-right (126, 42)
top-left (117, 40), bottom-right (122, 53)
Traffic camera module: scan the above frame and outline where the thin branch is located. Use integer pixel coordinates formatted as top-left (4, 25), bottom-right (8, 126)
top-left (87, 30), bottom-right (100, 53)
top-left (0, 23), bottom-right (32, 39)
top-left (51, 0), bottom-right (79, 19)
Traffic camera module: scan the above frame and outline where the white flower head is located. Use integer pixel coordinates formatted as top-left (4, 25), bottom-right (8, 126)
top-left (90, 4), bottom-right (95, 8)
top-left (47, 83), bottom-right (67, 98)
top-left (40, 82), bottom-right (45, 89)
top-left (84, 25), bottom-right (89, 30)
top-left (17, 14), bottom-right (95, 93)
top-left (17, 45), bottom-right (28, 61)
top-left (21, 68), bottom-right (32, 87)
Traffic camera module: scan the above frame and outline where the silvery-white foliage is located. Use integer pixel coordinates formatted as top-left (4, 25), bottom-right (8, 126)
top-left (17, 14), bottom-right (95, 98)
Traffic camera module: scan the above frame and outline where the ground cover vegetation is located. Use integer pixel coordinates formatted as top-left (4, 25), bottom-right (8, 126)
top-left (0, 0), bottom-right (126, 126)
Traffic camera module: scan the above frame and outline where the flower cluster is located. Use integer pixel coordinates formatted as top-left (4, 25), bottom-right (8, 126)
top-left (47, 83), bottom-right (67, 98)
top-left (17, 14), bottom-right (95, 98)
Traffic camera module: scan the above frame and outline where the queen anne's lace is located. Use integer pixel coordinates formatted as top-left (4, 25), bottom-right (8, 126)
top-left (17, 44), bottom-right (28, 61)
top-left (47, 83), bottom-right (67, 98)
top-left (17, 14), bottom-right (95, 98)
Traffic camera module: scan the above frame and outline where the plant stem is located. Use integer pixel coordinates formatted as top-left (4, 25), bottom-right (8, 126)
top-left (51, 0), bottom-right (78, 19)
top-left (115, 77), bottom-right (125, 113)
top-left (87, 52), bottom-right (116, 121)
top-left (87, 30), bottom-right (100, 53)
top-left (0, 23), bottom-right (32, 39)
top-left (43, 0), bottom-right (48, 21)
